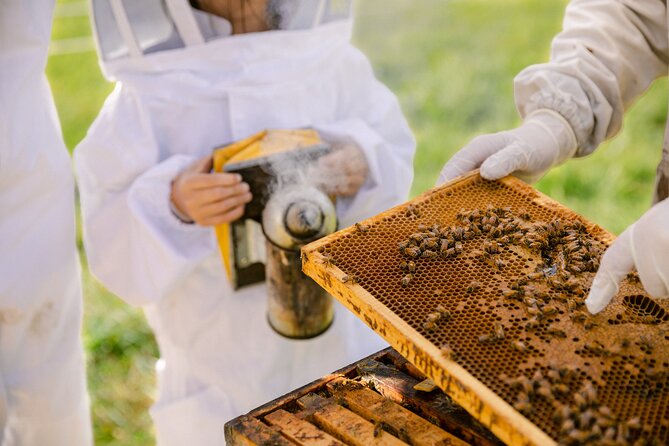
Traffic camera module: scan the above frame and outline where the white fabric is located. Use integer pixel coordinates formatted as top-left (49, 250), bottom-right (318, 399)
top-left (0, 1), bottom-right (91, 444)
top-left (437, 110), bottom-right (577, 184)
top-left (586, 199), bottom-right (669, 313)
top-left (514, 0), bottom-right (668, 156)
top-left (76, 16), bottom-right (414, 444)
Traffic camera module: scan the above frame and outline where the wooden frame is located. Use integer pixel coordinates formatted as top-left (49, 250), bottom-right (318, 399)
top-left (301, 172), bottom-right (625, 446)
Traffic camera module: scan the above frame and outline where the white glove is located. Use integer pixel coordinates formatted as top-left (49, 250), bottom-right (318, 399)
top-left (585, 199), bottom-right (669, 314)
top-left (437, 109), bottom-right (578, 185)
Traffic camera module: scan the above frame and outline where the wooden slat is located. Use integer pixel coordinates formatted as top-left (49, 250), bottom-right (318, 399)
top-left (297, 393), bottom-right (409, 446)
top-left (357, 360), bottom-right (504, 446)
top-left (326, 378), bottom-right (470, 446)
top-left (265, 409), bottom-right (346, 446)
top-left (224, 416), bottom-right (295, 446)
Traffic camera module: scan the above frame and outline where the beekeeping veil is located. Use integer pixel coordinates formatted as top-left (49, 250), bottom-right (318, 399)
top-left (90, 0), bottom-right (353, 77)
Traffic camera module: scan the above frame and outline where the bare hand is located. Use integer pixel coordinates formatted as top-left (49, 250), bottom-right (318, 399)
top-left (309, 144), bottom-right (368, 197)
top-left (170, 155), bottom-right (252, 226)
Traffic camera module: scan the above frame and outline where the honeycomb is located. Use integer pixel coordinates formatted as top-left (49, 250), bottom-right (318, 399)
top-left (302, 173), bottom-right (669, 446)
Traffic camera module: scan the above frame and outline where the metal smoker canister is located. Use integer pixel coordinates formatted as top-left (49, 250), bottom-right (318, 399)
top-left (262, 186), bottom-right (337, 339)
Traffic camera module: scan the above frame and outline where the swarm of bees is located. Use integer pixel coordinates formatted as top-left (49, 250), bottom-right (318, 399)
top-left (551, 381), bottom-right (652, 445)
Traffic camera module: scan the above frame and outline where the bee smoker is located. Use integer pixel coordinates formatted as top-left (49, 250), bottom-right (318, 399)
top-left (262, 185), bottom-right (337, 339)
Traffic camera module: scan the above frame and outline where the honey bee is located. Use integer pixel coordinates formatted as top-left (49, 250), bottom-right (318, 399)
top-left (320, 253), bottom-right (337, 267)
top-left (511, 340), bottom-right (527, 352)
top-left (494, 322), bottom-right (505, 339)
top-left (510, 376), bottom-right (533, 394)
top-left (401, 274), bottom-right (413, 287)
top-left (567, 429), bottom-right (591, 443)
top-left (421, 250), bottom-right (438, 259)
top-left (526, 305), bottom-right (541, 317)
top-left (527, 271), bottom-right (544, 281)
top-left (536, 385), bottom-right (553, 400)
top-left (494, 258), bottom-right (505, 270)
top-left (355, 222), bottom-right (370, 233)
top-left (478, 334), bottom-right (493, 344)
top-left (498, 235), bottom-right (511, 244)
top-left (436, 306), bottom-right (451, 322)
top-left (626, 272), bottom-right (641, 284)
top-left (341, 275), bottom-right (358, 285)
top-left (405, 204), bottom-right (420, 219)
top-left (569, 311), bottom-right (588, 322)
top-left (572, 392), bottom-right (587, 410)
top-left (547, 328), bottom-right (567, 338)
top-left (483, 240), bottom-right (499, 254)
top-left (421, 238), bottom-right (439, 250)
top-left (626, 417), bottom-right (642, 431)
top-left (552, 383), bottom-right (569, 395)
top-left (410, 233), bottom-right (427, 243)
top-left (513, 399), bottom-right (533, 415)
top-left (422, 320), bottom-right (436, 331)
top-left (542, 305), bottom-right (558, 316)
top-left (525, 317), bottom-right (541, 331)
top-left (584, 320), bottom-right (599, 331)
top-left (407, 261), bottom-right (416, 273)
top-left (582, 381), bottom-right (598, 404)
top-left (405, 246), bottom-right (422, 258)
top-left (466, 281), bottom-right (481, 294)
top-left (440, 344), bottom-right (454, 359)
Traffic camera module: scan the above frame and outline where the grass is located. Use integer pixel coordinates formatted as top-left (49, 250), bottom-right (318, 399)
top-left (46, 0), bottom-right (664, 444)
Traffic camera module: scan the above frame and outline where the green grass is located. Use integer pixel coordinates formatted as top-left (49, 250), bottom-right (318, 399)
top-left (46, 0), bottom-right (664, 444)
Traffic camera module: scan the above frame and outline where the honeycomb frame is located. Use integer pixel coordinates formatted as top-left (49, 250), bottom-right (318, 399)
top-left (302, 171), bottom-right (669, 446)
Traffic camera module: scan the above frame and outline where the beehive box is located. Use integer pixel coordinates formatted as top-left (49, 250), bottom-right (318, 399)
top-left (301, 172), bottom-right (669, 446)
top-left (225, 348), bottom-right (504, 446)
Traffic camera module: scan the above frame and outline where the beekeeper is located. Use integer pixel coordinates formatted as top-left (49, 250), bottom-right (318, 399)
top-left (438, 0), bottom-right (669, 314)
top-left (0, 1), bottom-right (92, 445)
top-left (75, 0), bottom-right (414, 443)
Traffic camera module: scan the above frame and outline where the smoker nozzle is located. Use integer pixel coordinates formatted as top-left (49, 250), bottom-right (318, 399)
top-left (262, 185), bottom-right (337, 251)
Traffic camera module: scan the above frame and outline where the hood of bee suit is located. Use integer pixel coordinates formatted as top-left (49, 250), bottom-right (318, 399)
top-left (90, 0), bottom-right (354, 93)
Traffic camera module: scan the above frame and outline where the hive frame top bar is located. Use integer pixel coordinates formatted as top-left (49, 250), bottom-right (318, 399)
top-left (302, 170), bottom-right (668, 446)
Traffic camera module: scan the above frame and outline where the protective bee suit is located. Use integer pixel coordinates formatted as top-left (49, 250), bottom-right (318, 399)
top-left (76, 0), bottom-right (414, 443)
top-left (439, 0), bottom-right (669, 313)
top-left (0, 1), bottom-right (91, 445)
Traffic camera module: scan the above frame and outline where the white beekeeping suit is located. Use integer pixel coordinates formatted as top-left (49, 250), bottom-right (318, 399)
top-left (439, 0), bottom-right (669, 314)
top-left (76, 0), bottom-right (414, 444)
top-left (0, 1), bottom-right (92, 445)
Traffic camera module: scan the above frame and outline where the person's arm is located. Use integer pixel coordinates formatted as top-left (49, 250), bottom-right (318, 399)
top-left (439, 0), bottom-right (668, 185)
top-left (75, 86), bottom-right (227, 306)
top-left (515, 0), bottom-right (668, 155)
top-left (312, 47), bottom-right (416, 227)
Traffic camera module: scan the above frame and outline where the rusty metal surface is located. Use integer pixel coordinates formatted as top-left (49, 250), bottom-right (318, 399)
top-left (302, 173), bottom-right (669, 445)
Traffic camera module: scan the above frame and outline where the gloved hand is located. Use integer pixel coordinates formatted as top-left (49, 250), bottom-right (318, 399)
top-left (170, 154), bottom-right (252, 226)
top-left (437, 110), bottom-right (578, 185)
top-left (585, 199), bottom-right (669, 314)
top-left (308, 143), bottom-right (369, 197)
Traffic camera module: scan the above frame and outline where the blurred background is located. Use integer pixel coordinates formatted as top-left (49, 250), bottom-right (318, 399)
top-left (47, 0), bottom-right (665, 444)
